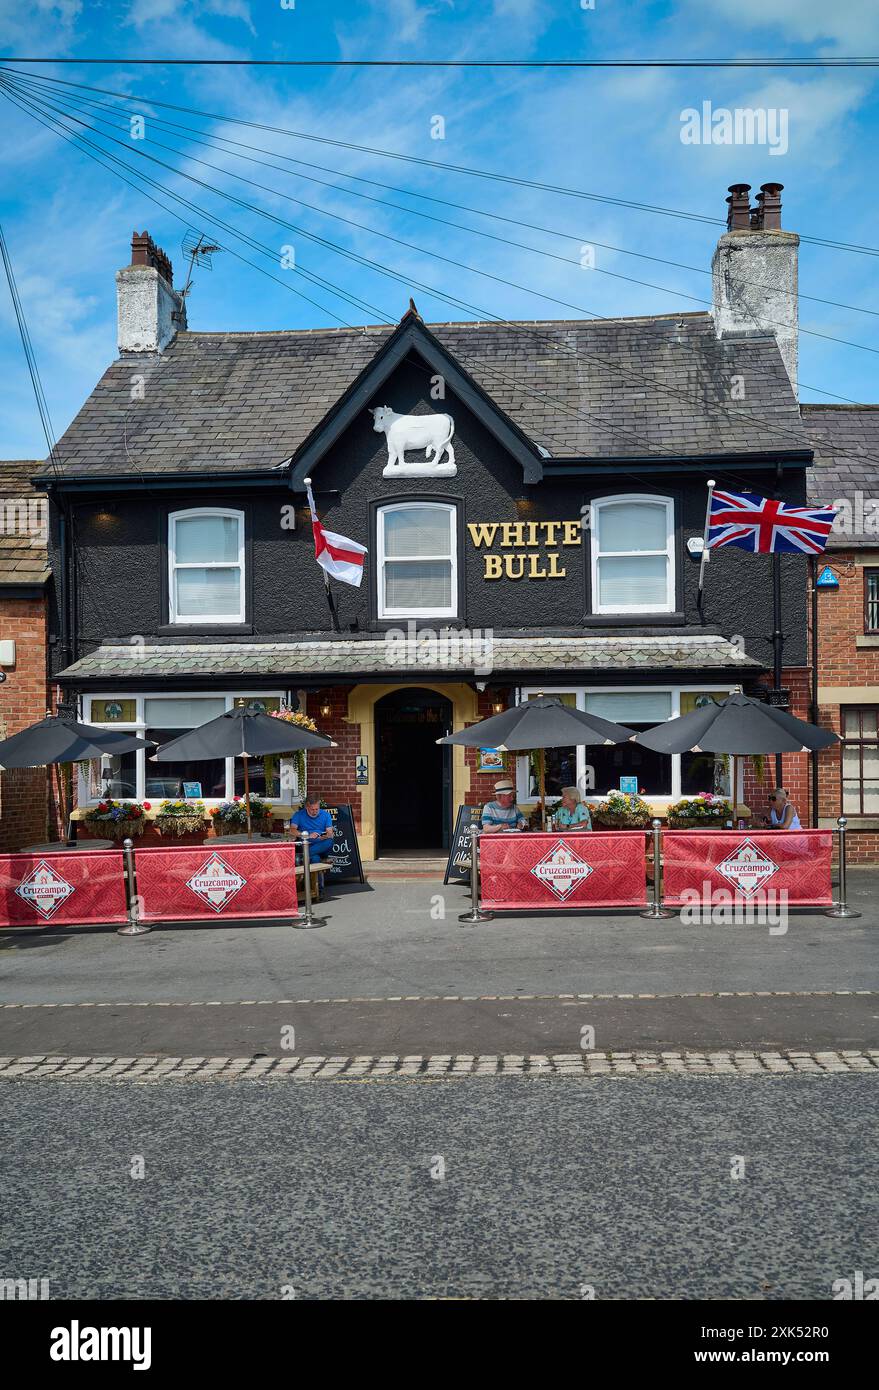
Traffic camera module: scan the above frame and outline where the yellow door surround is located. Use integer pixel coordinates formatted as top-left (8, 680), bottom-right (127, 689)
top-left (345, 681), bottom-right (478, 860)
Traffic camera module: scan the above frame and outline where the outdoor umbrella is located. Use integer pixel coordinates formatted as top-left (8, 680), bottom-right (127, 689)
top-left (0, 713), bottom-right (155, 842)
top-left (0, 713), bottom-right (153, 768)
top-left (632, 691), bottom-right (838, 818)
top-left (152, 706), bottom-right (337, 839)
top-left (437, 695), bottom-right (635, 828)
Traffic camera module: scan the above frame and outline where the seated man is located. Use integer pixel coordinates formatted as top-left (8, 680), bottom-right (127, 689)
top-left (481, 778), bottom-right (528, 833)
top-left (290, 793), bottom-right (335, 863)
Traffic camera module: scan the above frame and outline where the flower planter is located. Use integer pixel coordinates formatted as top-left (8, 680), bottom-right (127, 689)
top-left (214, 819), bottom-right (273, 837)
top-left (666, 816), bottom-right (730, 830)
top-left (592, 816), bottom-right (651, 831)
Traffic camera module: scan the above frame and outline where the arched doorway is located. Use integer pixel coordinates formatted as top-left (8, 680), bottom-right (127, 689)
top-left (375, 687), bottom-right (453, 853)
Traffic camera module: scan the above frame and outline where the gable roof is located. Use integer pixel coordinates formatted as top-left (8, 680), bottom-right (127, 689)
top-left (37, 309), bottom-right (808, 484)
top-left (0, 462), bottom-right (49, 587)
top-left (804, 405), bottom-right (879, 549)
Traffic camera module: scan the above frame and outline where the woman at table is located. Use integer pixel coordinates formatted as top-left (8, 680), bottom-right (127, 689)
top-left (555, 786), bottom-right (592, 830)
top-left (762, 787), bottom-right (801, 830)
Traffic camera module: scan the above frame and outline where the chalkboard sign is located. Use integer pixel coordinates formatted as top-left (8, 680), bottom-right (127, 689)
top-left (444, 804), bottom-right (483, 885)
top-left (325, 803), bottom-right (365, 884)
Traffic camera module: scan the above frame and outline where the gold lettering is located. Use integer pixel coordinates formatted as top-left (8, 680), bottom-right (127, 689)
top-left (468, 523), bottom-right (499, 548)
top-left (484, 554), bottom-right (503, 580)
top-left (563, 520), bottom-right (581, 546)
top-left (500, 522), bottom-right (525, 547)
top-left (542, 521), bottom-right (560, 546)
top-left (526, 522), bottom-right (539, 546)
top-left (547, 552), bottom-right (566, 578)
top-left (505, 554), bottom-right (525, 579)
top-left (528, 553), bottom-right (548, 579)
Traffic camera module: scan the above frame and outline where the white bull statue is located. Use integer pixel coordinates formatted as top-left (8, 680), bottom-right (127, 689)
top-left (369, 405), bottom-right (457, 477)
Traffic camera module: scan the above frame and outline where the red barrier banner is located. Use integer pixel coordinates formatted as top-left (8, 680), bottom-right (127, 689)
top-left (662, 830), bottom-right (833, 905)
top-left (134, 843), bottom-right (298, 922)
top-left (479, 830), bottom-right (647, 910)
top-left (0, 850), bottom-right (127, 928)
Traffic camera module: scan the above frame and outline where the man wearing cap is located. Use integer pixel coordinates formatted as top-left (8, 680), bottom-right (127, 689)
top-left (481, 779), bottom-right (528, 833)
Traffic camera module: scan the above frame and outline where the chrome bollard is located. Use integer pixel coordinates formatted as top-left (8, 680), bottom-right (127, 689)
top-left (292, 832), bottom-right (323, 928)
top-left (640, 818), bottom-right (676, 919)
top-left (117, 837), bottom-right (150, 936)
top-left (825, 816), bottom-right (861, 919)
top-left (459, 822), bottom-right (493, 924)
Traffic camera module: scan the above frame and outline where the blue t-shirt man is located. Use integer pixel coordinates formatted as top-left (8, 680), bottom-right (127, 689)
top-left (291, 797), bottom-right (334, 862)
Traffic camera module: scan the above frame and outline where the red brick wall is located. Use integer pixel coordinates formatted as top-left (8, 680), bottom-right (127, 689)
top-left (740, 669), bottom-right (812, 824)
top-left (0, 596), bottom-right (50, 851)
top-left (301, 688), bottom-right (361, 826)
top-left (812, 550), bottom-right (879, 856)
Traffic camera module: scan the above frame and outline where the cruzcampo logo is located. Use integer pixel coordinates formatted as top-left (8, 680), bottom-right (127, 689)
top-left (531, 840), bottom-right (593, 901)
top-left (716, 839), bottom-right (779, 898)
top-left (185, 854), bottom-right (246, 913)
top-left (15, 861), bottom-right (75, 919)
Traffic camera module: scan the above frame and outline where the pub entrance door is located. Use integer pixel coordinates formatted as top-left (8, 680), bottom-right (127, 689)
top-left (376, 687), bottom-right (452, 854)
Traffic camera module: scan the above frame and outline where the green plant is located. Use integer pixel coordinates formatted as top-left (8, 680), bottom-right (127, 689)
top-left (667, 794), bottom-right (733, 828)
top-left (588, 790), bottom-right (652, 828)
top-left (154, 799), bottom-right (209, 836)
top-left (751, 753), bottom-right (766, 783)
top-left (210, 794), bottom-right (273, 829)
top-left (84, 798), bottom-right (147, 839)
top-left (269, 705), bottom-right (319, 791)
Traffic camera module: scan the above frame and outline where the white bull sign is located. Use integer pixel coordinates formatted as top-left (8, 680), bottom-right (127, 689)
top-left (369, 405), bottom-right (457, 477)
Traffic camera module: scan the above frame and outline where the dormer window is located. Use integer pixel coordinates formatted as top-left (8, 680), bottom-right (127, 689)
top-left (168, 508), bottom-right (245, 624)
top-left (589, 494), bottom-right (675, 614)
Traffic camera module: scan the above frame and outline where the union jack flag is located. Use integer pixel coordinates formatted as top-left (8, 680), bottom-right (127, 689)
top-left (707, 489), bottom-right (836, 555)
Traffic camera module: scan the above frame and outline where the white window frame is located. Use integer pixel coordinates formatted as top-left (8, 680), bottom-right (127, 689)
top-left (78, 690), bottom-right (296, 807)
top-left (377, 500), bottom-right (458, 620)
top-left (514, 684), bottom-right (737, 807)
top-left (168, 507), bottom-right (245, 625)
top-left (590, 494), bottom-right (675, 614)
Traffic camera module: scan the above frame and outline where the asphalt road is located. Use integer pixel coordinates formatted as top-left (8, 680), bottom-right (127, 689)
top-left (1, 1073), bottom-right (875, 1300)
top-left (2, 992), bottom-right (878, 1056)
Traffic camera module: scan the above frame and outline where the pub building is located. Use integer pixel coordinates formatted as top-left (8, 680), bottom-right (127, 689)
top-left (38, 186), bottom-right (816, 860)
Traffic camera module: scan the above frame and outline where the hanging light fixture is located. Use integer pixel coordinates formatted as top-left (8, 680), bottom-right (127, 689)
top-left (320, 694), bottom-right (332, 719)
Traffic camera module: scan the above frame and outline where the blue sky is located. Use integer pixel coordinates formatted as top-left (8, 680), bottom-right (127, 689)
top-left (1, 0), bottom-right (878, 459)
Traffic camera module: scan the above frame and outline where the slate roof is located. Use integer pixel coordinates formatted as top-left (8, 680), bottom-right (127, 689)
top-left (40, 312), bottom-right (807, 480)
top-left (0, 462), bottom-right (49, 586)
top-left (57, 634), bottom-right (761, 683)
top-left (804, 406), bottom-right (879, 549)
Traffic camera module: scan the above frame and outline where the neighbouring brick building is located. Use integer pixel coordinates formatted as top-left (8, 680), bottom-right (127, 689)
top-left (806, 406), bottom-right (879, 862)
top-left (0, 462), bottom-right (51, 851)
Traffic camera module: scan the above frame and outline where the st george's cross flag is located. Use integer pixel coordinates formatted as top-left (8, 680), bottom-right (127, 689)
top-left (305, 479), bottom-right (367, 587)
top-left (707, 488), bottom-right (836, 555)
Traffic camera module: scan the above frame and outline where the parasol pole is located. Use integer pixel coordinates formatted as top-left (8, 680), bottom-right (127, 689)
top-left (539, 748), bottom-right (546, 830)
top-left (243, 754), bottom-right (252, 840)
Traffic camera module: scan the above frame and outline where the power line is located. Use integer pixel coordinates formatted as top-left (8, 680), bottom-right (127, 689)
top-left (5, 78), bottom-right (878, 476)
top-left (5, 57), bottom-right (879, 67)
top-left (4, 71), bottom-right (872, 433)
top-left (9, 68), bottom-right (873, 328)
top-left (6, 66), bottom-right (879, 258)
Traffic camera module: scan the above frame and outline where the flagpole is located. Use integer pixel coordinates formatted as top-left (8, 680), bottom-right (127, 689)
top-left (697, 478), bottom-right (716, 611)
top-left (305, 475), bottom-right (342, 634)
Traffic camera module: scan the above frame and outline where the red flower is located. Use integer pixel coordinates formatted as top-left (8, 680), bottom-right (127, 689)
top-left (143, 802), bottom-right (152, 811)
top-left (233, 796), bottom-right (241, 802)
top-left (97, 802), bottom-right (108, 813)
top-left (129, 806), bottom-right (142, 818)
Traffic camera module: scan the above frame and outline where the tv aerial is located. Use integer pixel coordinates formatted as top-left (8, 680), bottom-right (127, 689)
top-left (180, 231), bottom-right (222, 302)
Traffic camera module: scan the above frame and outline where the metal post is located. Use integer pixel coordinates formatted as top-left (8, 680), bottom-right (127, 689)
top-left (292, 832), bottom-right (323, 928)
top-left (459, 822), bottom-right (492, 924)
top-left (825, 816), bottom-right (861, 918)
top-left (640, 818), bottom-right (676, 919)
top-left (117, 837), bottom-right (150, 936)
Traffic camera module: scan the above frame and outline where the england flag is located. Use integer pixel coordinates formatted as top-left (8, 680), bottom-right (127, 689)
top-left (305, 479), bottom-right (367, 587)
top-left (707, 489), bottom-right (836, 555)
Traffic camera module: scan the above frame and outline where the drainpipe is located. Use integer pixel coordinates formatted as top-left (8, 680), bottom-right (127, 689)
top-left (810, 556), bottom-right (819, 828)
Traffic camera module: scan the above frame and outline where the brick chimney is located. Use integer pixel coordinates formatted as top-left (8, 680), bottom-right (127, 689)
top-left (116, 231), bottom-right (187, 353)
top-left (711, 183), bottom-right (799, 395)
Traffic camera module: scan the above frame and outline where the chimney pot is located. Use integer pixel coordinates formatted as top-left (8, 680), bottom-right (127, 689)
top-left (130, 229), bottom-right (174, 285)
top-left (726, 183), bottom-right (752, 232)
top-left (117, 230), bottom-right (186, 353)
top-left (759, 182), bottom-right (784, 230)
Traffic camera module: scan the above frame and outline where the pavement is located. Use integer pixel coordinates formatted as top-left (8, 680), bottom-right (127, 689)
top-left (0, 1073), bottom-right (874, 1300)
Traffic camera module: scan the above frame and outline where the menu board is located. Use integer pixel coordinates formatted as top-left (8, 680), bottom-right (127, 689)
top-left (324, 803), bottom-right (365, 884)
top-left (443, 804), bottom-right (483, 885)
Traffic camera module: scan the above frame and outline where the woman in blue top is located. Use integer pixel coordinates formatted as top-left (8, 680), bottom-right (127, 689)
top-left (764, 788), bottom-right (801, 830)
top-left (555, 786), bottom-right (592, 830)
